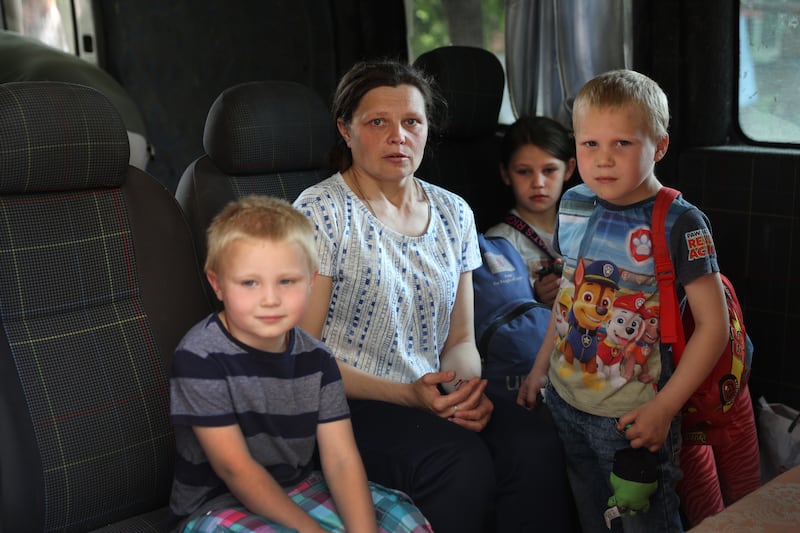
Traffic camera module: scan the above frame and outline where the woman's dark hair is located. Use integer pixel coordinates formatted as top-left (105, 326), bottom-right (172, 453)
top-left (499, 115), bottom-right (575, 169)
top-left (329, 59), bottom-right (446, 171)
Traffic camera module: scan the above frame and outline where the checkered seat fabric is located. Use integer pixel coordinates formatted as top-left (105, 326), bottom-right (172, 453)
top-left (175, 80), bottom-right (335, 275)
top-left (0, 81), bottom-right (212, 532)
top-left (413, 46), bottom-right (508, 232)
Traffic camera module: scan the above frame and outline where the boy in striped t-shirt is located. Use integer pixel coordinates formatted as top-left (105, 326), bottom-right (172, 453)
top-left (168, 195), bottom-right (431, 533)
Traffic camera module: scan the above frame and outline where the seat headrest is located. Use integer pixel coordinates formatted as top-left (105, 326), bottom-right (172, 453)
top-left (414, 46), bottom-right (505, 140)
top-left (203, 80), bottom-right (333, 175)
top-left (0, 81), bottom-right (130, 193)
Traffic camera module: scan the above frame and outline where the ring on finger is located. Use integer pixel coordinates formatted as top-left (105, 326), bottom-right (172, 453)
top-left (453, 404), bottom-right (459, 414)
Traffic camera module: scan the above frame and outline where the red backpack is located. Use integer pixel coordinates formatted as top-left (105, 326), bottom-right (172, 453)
top-left (652, 187), bottom-right (753, 446)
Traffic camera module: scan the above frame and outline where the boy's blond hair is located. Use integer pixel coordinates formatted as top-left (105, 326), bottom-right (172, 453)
top-left (205, 195), bottom-right (319, 274)
top-left (573, 69), bottom-right (670, 142)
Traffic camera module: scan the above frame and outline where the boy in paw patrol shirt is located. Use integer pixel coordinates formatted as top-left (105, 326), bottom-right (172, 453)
top-left (517, 70), bottom-right (728, 533)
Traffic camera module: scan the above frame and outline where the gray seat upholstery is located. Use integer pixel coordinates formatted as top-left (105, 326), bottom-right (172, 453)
top-left (176, 80), bottom-right (336, 279)
top-left (0, 31), bottom-right (151, 170)
top-left (0, 81), bottom-right (212, 532)
top-left (413, 45), bottom-right (510, 232)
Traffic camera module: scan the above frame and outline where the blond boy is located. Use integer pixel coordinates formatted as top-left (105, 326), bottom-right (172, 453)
top-left (518, 70), bottom-right (728, 533)
top-left (168, 196), bottom-right (432, 533)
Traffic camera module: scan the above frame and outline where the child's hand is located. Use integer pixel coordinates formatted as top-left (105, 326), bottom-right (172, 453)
top-left (517, 367), bottom-right (547, 410)
top-left (534, 259), bottom-right (563, 307)
top-left (617, 400), bottom-right (673, 452)
top-left (534, 272), bottom-right (561, 306)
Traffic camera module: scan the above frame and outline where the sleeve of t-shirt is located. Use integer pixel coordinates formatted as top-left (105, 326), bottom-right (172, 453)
top-left (669, 206), bottom-right (720, 289)
top-left (170, 343), bottom-right (238, 428)
top-left (317, 350), bottom-right (350, 424)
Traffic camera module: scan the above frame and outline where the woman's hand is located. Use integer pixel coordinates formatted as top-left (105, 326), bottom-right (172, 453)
top-left (449, 382), bottom-right (494, 432)
top-left (410, 372), bottom-right (493, 432)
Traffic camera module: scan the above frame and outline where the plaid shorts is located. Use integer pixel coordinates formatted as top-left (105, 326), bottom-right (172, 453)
top-left (182, 471), bottom-right (433, 532)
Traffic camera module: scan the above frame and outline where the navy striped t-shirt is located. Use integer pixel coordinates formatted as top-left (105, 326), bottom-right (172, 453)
top-left (168, 313), bottom-right (349, 523)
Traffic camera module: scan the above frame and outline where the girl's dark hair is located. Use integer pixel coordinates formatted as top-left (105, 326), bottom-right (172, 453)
top-left (329, 59), bottom-right (446, 171)
top-left (499, 115), bottom-right (575, 169)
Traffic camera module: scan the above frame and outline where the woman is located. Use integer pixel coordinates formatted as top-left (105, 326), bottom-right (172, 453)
top-left (294, 59), bottom-right (573, 533)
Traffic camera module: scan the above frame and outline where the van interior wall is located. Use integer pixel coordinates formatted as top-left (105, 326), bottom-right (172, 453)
top-left (641, 0), bottom-right (800, 410)
top-left (95, 0), bottom-right (407, 193)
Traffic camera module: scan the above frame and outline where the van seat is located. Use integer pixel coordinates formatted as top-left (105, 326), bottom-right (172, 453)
top-left (0, 31), bottom-right (151, 171)
top-left (176, 80), bottom-right (335, 274)
top-left (413, 45), bottom-right (510, 232)
top-left (0, 81), bottom-right (211, 532)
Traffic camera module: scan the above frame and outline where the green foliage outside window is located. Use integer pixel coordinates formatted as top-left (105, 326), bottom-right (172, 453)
top-left (409, 0), bottom-right (506, 60)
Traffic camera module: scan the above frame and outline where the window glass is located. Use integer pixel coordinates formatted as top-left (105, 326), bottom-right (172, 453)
top-left (3, 0), bottom-right (75, 53)
top-left (406, 0), bottom-right (514, 124)
top-left (739, 1), bottom-right (800, 143)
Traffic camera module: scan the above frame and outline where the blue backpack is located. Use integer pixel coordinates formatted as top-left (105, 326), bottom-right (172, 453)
top-left (474, 234), bottom-right (551, 401)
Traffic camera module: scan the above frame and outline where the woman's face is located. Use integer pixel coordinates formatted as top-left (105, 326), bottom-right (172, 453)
top-left (337, 84), bottom-right (428, 182)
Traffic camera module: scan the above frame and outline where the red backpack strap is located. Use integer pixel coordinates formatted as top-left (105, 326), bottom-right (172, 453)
top-left (652, 187), bottom-right (687, 363)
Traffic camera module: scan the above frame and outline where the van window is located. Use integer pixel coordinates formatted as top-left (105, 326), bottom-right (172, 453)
top-left (3, 0), bottom-right (74, 53)
top-left (739, 0), bottom-right (800, 143)
top-left (406, 0), bottom-right (514, 124)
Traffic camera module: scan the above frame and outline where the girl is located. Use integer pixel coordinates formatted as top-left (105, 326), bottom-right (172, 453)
top-left (486, 116), bottom-right (576, 306)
